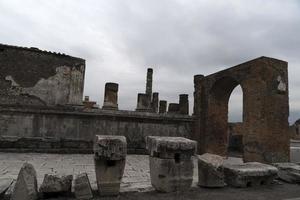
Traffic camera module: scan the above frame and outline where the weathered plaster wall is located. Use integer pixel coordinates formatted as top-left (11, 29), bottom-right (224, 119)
top-left (0, 106), bottom-right (193, 153)
top-left (0, 44), bottom-right (85, 106)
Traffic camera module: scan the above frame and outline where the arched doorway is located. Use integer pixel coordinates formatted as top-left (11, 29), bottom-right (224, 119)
top-left (228, 85), bottom-right (243, 157)
top-left (194, 57), bottom-right (290, 163)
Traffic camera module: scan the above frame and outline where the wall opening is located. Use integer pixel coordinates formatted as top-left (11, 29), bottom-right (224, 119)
top-left (228, 85), bottom-right (243, 157)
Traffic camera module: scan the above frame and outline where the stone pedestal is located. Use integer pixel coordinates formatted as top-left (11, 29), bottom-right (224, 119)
top-left (159, 100), bottom-right (167, 114)
top-left (11, 163), bottom-right (38, 200)
top-left (198, 153), bottom-right (225, 188)
top-left (102, 83), bottom-right (118, 110)
top-left (179, 94), bottom-right (189, 115)
top-left (74, 173), bottom-right (93, 200)
top-left (39, 174), bottom-right (73, 197)
top-left (146, 136), bottom-right (197, 192)
top-left (93, 135), bottom-right (127, 196)
top-left (223, 162), bottom-right (278, 187)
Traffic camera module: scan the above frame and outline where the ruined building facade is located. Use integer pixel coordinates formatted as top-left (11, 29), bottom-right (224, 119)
top-left (0, 44), bottom-right (290, 163)
top-left (0, 44), bottom-right (192, 154)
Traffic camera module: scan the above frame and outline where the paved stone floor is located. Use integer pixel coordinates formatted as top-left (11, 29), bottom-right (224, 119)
top-left (0, 152), bottom-right (243, 193)
top-left (0, 153), bottom-right (151, 192)
top-left (1, 153), bottom-right (300, 199)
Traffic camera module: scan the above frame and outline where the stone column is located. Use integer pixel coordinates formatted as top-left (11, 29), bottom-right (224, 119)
top-left (193, 74), bottom-right (204, 154)
top-left (145, 68), bottom-right (153, 97)
top-left (136, 93), bottom-right (151, 112)
top-left (146, 136), bottom-right (197, 192)
top-left (179, 94), bottom-right (189, 115)
top-left (159, 100), bottom-right (167, 114)
top-left (168, 103), bottom-right (179, 114)
top-left (93, 135), bottom-right (127, 196)
top-left (102, 82), bottom-right (118, 110)
top-left (152, 92), bottom-right (159, 113)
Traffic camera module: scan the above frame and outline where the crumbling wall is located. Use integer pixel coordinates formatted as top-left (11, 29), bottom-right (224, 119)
top-left (0, 106), bottom-right (193, 153)
top-left (0, 44), bottom-right (85, 106)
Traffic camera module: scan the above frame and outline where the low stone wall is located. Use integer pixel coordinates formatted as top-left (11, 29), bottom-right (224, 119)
top-left (0, 105), bottom-right (194, 154)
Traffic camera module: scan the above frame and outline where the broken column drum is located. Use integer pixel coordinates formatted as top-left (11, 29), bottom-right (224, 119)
top-left (93, 135), bottom-right (127, 196)
top-left (146, 136), bottom-right (197, 192)
top-left (179, 94), bottom-right (189, 115)
top-left (159, 100), bottom-right (167, 114)
top-left (152, 92), bottom-right (159, 113)
top-left (168, 103), bottom-right (179, 114)
top-left (136, 93), bottom-right (151, 111)
top-left (102, 82), bottom-right (118, 110)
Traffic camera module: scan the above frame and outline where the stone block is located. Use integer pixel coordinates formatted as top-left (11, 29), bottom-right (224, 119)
top-left (39, 174), bottom-right (73, 196)
top-left (94, 159), bottom-right (126, 196)
top-left (272, 163), bottom-right (300, 183)
top-left (146, 136), bottom-right (197, 159)
top-left (94, 135), bottom-right (127, 160)
top-left (11, 163), bottom-right (38, 200)
top-left (147, 136), bottom-right (196, 192)
top-left (198, 153), bottom-right (225, 187)
top-left (149, 156), bottom-right (194, 192)
top-left (74, 173), bottom-right (93, 200)
top-left (94, 135), bottom-right (127, 196)
top-left (223, 162), bottom-right (278, 187)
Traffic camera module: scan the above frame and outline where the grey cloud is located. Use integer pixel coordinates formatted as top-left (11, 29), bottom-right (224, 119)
top-left (0, 0), bottom-right (299, 122)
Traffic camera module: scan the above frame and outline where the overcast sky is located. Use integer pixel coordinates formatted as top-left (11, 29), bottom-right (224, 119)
top-left (0, 0), bottom-right (300, 123)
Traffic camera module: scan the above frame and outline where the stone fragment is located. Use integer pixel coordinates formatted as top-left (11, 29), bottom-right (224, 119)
top-left (198, 153), bottom-right (225, 187)
top-left (39, 174), bottom-right (73, 196)
top-left (146, 136), bottom-right (197, 192)
top-left (94, 135), bottom-right (127, 196)
top-left (11, 163), bottom-right (38, 200)
top-left (272, 163), bottom-right (300, 183)
top-left (74, 173), bottom-right (93, 200)
top-left (223, 162), bottom-right (278, 187)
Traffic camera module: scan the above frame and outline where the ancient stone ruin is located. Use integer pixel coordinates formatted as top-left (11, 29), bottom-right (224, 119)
top-left (194, 57), bottom-right (290, 163)
top-left (0, 43), bottom-right (296, 199)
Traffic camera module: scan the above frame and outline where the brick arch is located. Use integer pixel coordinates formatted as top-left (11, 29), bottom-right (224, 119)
top-left (194, 57), bottom-right (290, 163)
